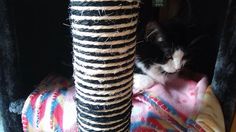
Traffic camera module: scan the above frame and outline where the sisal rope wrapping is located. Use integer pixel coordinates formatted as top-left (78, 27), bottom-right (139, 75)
top-left (70, 0), bottom-right (139, 131)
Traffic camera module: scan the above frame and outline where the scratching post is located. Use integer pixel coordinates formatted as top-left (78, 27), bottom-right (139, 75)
top-left (70, 0), bottom-right (139, 131)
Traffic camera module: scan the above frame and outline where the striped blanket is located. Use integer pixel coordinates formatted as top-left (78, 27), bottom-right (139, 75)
top-left (21, 75), bottom-right (225, 132)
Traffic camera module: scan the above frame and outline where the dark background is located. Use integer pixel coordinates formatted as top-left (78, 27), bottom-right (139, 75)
top-left (12, 0), bottom-right (73, 96)
top-left (15, 0), bottom-right (227, 93)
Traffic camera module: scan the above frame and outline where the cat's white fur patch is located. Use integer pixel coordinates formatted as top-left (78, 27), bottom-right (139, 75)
top-left (162, 49), bottom-right (185, 73)
top-left (135, 49), bottom-right (186, 84)
top-left (136, 60), bottom-right (168, 84)
top-left (133, 74), bottom-right (154, 93)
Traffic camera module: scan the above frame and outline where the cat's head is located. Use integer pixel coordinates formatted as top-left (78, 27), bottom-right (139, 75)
top-left (136, 21), bottom-right (188, 83)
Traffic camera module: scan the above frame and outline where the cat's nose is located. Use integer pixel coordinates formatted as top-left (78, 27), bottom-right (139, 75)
top-left (175, 65), bottom-right (181, 71)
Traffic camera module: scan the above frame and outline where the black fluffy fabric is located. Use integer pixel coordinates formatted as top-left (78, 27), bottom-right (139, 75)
top-left (212, 0), bottom-right (236, 131)
top-left (0, 0), bottom-right (72, 130)
top-left (0, 0), bottom-right (22, 131)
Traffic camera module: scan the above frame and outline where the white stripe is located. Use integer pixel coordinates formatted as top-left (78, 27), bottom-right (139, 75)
top-left (76, 91), bottom-right (132, 106)
top-left (70, 4), bottom-right (139, 10)
top-left (73, 35), bottom-right (136, 45)
top-left (73, 60), bottom-right (133, 75)
top-left (74, 69), bottom-right (133, 81)
top-left (75, 64), bottom-right (133, 80)
top-left (71, 20), bottom-right (137, 30)
top-left (78, 115), bottom-right (122, 125)
top-left (74, 82), bottom-right (132, 95)
top-left (74, 75), bottom-right (132, 88)
top-left (77, 87), bottom-right (131, 100)
top-left (119, 125), bottom-right (128, 132)
top-left (77, 114), bottom-right (130, 131)
top-left (73, 55), bottom-right (135, 69)
top-left (34, 94), bottom-right (42, 128)
top-left (21, 94), bottom-right (33, 114)
top-left (70, 13), bottom-right (138, 20)
top-left (78, 104), bottom-right (131, 118)
top-left (118, 122), bottom-right (129, 132)
top-left (78, 99), bottom-right (131, 112)
top-left (72, 27), bottom-right (136, 37)
top-left (78, 113), bottom-right (129, 126)
top-left (78, 124), bottom-right (89, 132)
top-left (74, 48), bottom-right (135, 60)
top-left (73, 42), bottom-right (135, 53)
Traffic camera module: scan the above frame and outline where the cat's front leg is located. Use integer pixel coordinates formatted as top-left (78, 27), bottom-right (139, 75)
top-left (133, 73), bottom-right (155, 94)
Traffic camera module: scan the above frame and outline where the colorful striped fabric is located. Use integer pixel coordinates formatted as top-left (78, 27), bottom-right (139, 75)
top-left (21, 75), bottom-right (225, 132)
top-left (131, 93), bottom-right (205, 132)
top-left (21, 76), bottom-right (77, 132)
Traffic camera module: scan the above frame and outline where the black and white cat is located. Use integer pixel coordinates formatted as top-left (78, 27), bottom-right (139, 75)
top-left (133, 21), bottom-right (188, 92)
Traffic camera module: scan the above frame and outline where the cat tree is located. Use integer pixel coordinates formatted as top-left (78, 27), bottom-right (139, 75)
top-left (70, 0), bottom-right (139, 131)
top-left (1, 0), bottom-right (236, 131)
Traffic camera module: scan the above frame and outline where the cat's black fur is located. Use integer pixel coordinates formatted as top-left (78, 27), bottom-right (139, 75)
top-left (136, 21), bottom-right (189, 70)
top-left (134, 20), bottom-right (191, 85)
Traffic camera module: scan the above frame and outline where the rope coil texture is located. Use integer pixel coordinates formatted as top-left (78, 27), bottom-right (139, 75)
top-left (70, 0), bottom-right (139, 131)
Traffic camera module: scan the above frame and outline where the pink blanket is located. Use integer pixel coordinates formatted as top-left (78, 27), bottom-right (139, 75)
top-left (131, 73), bottom-right (208, 131)
top-left (21, 72), bottom-right (209, 131)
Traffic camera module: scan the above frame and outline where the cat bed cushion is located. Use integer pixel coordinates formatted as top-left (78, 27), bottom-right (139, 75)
top-left (21, 75), bottom-right (225, 132)
top-left (131, 76), bottom-right (224, 131)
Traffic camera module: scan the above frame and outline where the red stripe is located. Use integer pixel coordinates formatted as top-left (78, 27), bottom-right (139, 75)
top-left (22, 115), bottom-right (28, 132)
top-left (54, 104), bottom-right (63, 130)
top-left (174, 109), bottom-right (187, 121)
top-left (49, 91), bottom-right (61, 129)
top-left (146, 117), bottom-right (165, 130)
top-left (149, 96), bottom-right (170, 113)
top-left (150, 96), bottom-right (187, 121)
top-left (30, 93), bottom-right (40, 109)
top-left (39, 100), bottom-right (47, 120)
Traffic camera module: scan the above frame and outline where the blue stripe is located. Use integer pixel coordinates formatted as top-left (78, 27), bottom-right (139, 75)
top-left (41, 92), bottom-right (52, 102)
top-left (26, 105), bottom-right (34, 125)
top-left (143, 93), bottom-right (178, 115)
top-left (147, 112), bottom-right (161, 120)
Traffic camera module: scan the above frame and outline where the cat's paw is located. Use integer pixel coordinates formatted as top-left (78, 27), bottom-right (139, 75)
top-left (133, 74), bottom-right (155, 94)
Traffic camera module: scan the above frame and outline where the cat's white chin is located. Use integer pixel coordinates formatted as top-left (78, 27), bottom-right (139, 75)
top-left (147, 71), bottom-right (178, 85)
top-left (135, 60), bottom-right (179, 85)
top-left (144, 64), bottom-right (178, 85)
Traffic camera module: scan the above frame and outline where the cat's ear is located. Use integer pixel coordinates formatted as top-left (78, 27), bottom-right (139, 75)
top-left (145, 21), bottom-right (165, 42)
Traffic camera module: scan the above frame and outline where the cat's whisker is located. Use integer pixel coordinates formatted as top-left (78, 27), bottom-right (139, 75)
top-left (146, 29), bottom-right (159, 40)
top-left (188, 34), bottom-right (208, 48)
top-left (136, 40), bottom-right (144, 45)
